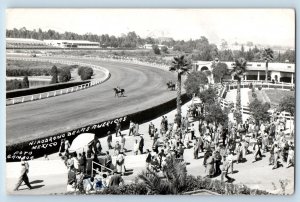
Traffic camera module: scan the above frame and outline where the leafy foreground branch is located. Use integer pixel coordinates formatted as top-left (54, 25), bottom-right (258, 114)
top-left (63, 157), bottom-right (270, 195)
top-left (65, 175), bottom-right (270, 195)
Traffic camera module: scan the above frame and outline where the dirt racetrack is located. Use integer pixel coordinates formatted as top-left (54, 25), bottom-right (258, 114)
top-left (6, 57), bottom-right (178, 145)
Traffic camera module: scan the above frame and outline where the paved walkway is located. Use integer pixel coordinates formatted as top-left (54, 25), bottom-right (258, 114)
top-left (6, 98), bottom-right (294, 195)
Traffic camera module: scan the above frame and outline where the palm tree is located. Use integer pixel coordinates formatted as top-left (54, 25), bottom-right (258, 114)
top-left (138, 157), bottom-right (187, 194)
top-left (230, 57), bottom-right (247, 124)
top-left (261, 48), bottom-right (274, 83)
top-left (169, 55), bottom-right (192, 121)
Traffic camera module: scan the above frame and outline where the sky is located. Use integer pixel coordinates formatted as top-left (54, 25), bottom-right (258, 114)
top-left (6, 9), bottom-right (295, 48)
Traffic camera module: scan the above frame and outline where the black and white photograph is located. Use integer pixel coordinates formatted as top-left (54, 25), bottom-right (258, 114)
top-left (5, 8), bottom-right (295, 195)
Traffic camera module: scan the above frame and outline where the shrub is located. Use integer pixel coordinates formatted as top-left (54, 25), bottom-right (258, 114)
top-left (22, 76), bottom-right (30, 88)
top-left (58, 66), bottom-right (72, 82)
top-left (252, 92), bottom-right (257, 98)
top-left (50, 65), bottom-right (58, 84)
top-left (92, 175), bottom-right (270, 195)
top-left (249, 83), bottom-right (253, 89)
top-left (78, 66), bottom-right (94, 80)
top-left (258, 86), bottom-right (262, 90)
top-left (6, 79), bottom-right (24, 91)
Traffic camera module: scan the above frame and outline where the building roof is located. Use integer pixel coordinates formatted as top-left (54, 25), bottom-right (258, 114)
top-left (43, 40), bottom-right (99, 44)
top-left (6, 38), bottom-right (45, 44)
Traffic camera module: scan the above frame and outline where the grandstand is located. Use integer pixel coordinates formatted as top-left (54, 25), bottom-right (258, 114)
top-left (43, 40), bottom-right (100, 48)
top-left (6, 38), bottom-right (49, 49)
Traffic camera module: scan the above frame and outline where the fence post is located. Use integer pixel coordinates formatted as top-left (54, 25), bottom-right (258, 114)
top-left (47, 92), bottom-right (49, 98)
top-left (71, 87), bottom-right (74, 92)
top-left (39, 94), bottom-right (42, 99)
top-left (91, 162), bottom-right (93, 177)
top-left (12, 98), bottom-right (14, 105)
top-left (31, 95), bottom-right (34, 101)
top-left (61, 90), bottom-right (63, 94)
top-left (54, 91), bottom-right (56, 96)
top-left (22, 97), bottom-right (25, 102)
top-left (76, 86), bottom-right (78, 91)
top-left (66, 88), bottom-right (69, 93)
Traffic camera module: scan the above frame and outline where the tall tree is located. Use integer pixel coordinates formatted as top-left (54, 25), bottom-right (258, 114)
top-left (211, 62), bottom-right (228, 83)
top-left (184, 70), bottom-right (208, 97)
top-left (22, 76), bottom-right (29, 88)
top-left (230, 57), bottom-right (247, 124)
top-left (261, 48), bottom-right (274, 82)
top-left (170, 55), bottom-right (192, 121)
top-left (249, 98), bottom-right (270, 125)
top-left (50, 65), bottom-right (58, 84)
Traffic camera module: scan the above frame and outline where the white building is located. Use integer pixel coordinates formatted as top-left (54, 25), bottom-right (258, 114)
top-left (43, 40), bottom-right (100, 48)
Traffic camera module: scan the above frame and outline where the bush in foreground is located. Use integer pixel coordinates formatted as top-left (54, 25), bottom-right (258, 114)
top-left (67, 175), bottom-right (270, 195)
top-left (78, 66), bottom-right (94, 80)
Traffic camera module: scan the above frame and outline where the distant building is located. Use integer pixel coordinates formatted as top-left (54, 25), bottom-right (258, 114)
top-left (43, 40), bottom-right (100, 48)
top-left (143, 44), bottom-right (169, 50)
top-left (194, 60), bottom-right (295, 83)
top-left (6, 38), bottom-right (47, 48)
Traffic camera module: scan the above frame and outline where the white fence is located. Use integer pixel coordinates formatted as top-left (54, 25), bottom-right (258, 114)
top-left (6, 57), bottom-right (111, 105)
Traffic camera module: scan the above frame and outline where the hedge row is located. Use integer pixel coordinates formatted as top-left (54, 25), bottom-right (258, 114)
top-left (7, 67), bottom-right (51, 76)
top-left (6, 80), bottom-right (89, 98)
top-left (65, 175), bottom-right (270, 195)
top-left (6, 79), bottom-right (29, 91)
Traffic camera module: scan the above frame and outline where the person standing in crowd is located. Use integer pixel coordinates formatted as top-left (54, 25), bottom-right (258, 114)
top-left (109, 171), bottom-right (124, 187)
top-left (105, 151), bottom-right (112, 170)
top-left (269, 142), bottom-right (275, 166)
top-left (116, 152), bottom-right (125, 175)
top-left (115, 120), bottom-right (121, 137)
top-left (139, 135), bottom-right (144, 154)
top-left (272, 144), bottom-right (280, 170)
top-left (72, 152), bottom-right (80, 171)
top-left (133, 139), bottom-right (139, 155)
top-left (134, 122), bottom-right (139, 136)
top-left (190, 123), bottom-right (195, 140)
top-left (235, 143), bottom-right (243, 163)
top-left (58, 138), bottom-right (66, 156)
top-left (205, 151), bottom-right (215, 178)
top-left (120, 134), bottom-right (126, 153)
top-left (14, 157), bottom-right (33, 191)
top-left (96, 138), bottom-right (102, 155)
top-left (164, 116), bottom-right (169, 132)
top-left (149, 122), bottom-right (155, 139)
top-left (64, 140), bottom-right (71, 154)
top-left (86, 145), bottom-right (94, 158)
top-left (107, 131), bottom-right (113, 149)
top-left (114, 141), bottom-right (121, 156)
top-left (253, 139), bottom-right (262, 162)
top-left (128, 121), bottom-right (135, 136)
top-left (221, 158), bottom-right (234, 182)
top-left (193, 138), bottom-right (200, 159)
top-left (75, 169), bottom-right (85, 193)
top-left (66, 165), bottom-right (76, 192)
top-left (146, 149), bottom-right (152, 169)
top-left (78, 152), bottom-right (87, 174)
top-left (213, 149), bottom-right (222, 176)
top-left (286, 146), bottom-right (294, 168)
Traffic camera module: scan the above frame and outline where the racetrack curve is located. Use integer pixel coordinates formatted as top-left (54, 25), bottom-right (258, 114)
top-left (6, 57), bottom-right (178, 145)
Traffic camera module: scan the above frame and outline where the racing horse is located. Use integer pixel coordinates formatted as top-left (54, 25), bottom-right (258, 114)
top-left (166, 81), bottom-right (176, 91)
top-left (113, 88), bottom-right (125, 97)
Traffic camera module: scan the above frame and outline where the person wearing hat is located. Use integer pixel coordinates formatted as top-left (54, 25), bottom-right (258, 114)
top-left (14, 157), bottom-right (32, 191)
top-left (107, 131), bottom-right (113, 149)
